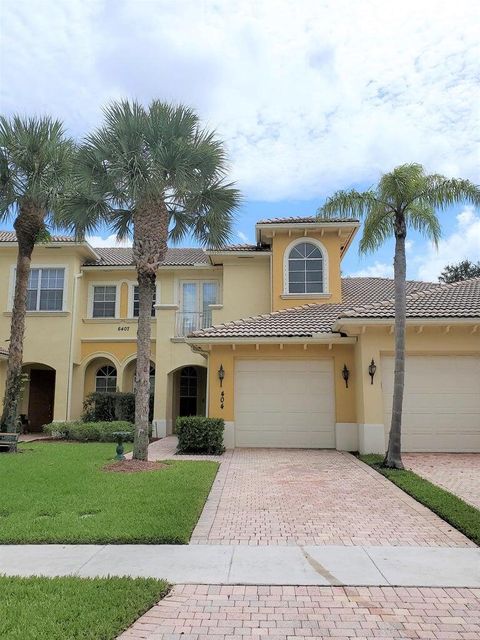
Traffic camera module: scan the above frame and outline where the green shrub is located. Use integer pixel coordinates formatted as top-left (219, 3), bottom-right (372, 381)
top-left (44, 421), bottom-right (134, 442)
top-left (82, 392), bottom-right (154, 423)
top-left (176, 417), bottom-right (225, 455)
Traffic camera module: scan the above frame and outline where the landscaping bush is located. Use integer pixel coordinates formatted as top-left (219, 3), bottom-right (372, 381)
top-left (43, 421), bottom-right (134, 442)
top-left (82, 392), bottom-right (154, 423)
top-left (176, 416), bottom-right (225, 455)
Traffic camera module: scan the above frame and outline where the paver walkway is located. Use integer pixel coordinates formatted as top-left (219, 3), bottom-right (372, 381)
top-left (118, 584), bottom-right (480, 640)
top-left (404, 453), bottom-right (480, 510)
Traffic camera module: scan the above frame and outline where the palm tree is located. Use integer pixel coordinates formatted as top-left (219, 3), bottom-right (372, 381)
top-left (319, 163), bottom-right (480, 469)
top-left (67, 100), bottom-right (240, 460)
top-left (0, 115), bottom-right (75, 432)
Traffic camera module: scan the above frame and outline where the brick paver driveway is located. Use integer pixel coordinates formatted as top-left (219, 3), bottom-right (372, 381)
top-left (161, 444), bottom-right (471, 547)
top-left (403, 453), bottom-right (480, 510)
top-left (119, 584), bottom-right (480, 640)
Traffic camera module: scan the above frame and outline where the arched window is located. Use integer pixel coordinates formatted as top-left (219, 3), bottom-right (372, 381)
top-left (95, 365), bottom-right (117, 393)
top-left (287, 241), bottom-right (325, 294)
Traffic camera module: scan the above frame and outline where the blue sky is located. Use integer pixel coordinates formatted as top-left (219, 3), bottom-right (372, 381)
top-left (1, 0), bottom-right (479, 281)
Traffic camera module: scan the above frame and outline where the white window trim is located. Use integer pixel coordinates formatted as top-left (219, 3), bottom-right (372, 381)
top-left (283, 237), bottom-right (329, 295)
top-left (8, 264), bottom-right (69, 312)
top-left (88, 282), bottom-right (120, 319)
top-left (177, 279), bottom-right (221, 312)
top-left (127, 281), bottom-right (161, 319)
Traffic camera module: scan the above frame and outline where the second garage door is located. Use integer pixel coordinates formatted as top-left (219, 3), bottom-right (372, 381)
top-left (381, 355), bottom-right (480, 452)
top-left (234, 359), bottom-right (335, 448)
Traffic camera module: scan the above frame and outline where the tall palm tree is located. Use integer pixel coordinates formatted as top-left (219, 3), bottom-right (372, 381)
top-left (67, 100), bottom-right (240, 460)
top-left (319, 163), bottom-right (480, 469)
top-left (0, 115), bottom-right (75, 432)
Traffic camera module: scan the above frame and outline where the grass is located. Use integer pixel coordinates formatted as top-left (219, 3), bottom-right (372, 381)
top-left (0, 442), bottom-right (218, 544)
top-left (0, 575), bottom-right (169, 640)
top-left (359, 454), bottom-right (480, 545)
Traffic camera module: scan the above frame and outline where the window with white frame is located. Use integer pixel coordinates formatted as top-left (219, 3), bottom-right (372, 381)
top-left (179, 281), bottom-right (218, 333)
top-left (92, 285), bottom-right (117, 318)
top-left (95, 365), bottom-right (117, 393)
top-left (26, 268), bottom-right (65, 311)
top-left (287, 241), bottom-right (325, 294)
top-left (133, 285), bottom-right (156, 317)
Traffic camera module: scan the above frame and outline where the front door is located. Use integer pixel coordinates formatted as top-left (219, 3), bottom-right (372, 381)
top-left (179, 366), bottom-right (198, 417)
top-left (27, 369), bottom-right (55, 431)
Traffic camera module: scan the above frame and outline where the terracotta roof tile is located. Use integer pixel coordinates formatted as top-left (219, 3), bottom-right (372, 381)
top-left (208, 244), bottom-right (270, 252)
top-left (343, 277), bottom-right (480, 319)
top-left (0, 230), bottom-right (76, 243)
top-left (189, 278), bottom-right (441, 339)
top-left (84, 247), bottom-right (210, 267)
top-left (257, 216), bottom-right (359, 224)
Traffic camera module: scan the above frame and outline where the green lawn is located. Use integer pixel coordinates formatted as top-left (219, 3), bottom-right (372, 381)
top-left (360, 454), bottom-right (480, 545)
top-left (0, 442), bottom-right (218, 543)
top-left (0, 575), bottom-right (169, 640)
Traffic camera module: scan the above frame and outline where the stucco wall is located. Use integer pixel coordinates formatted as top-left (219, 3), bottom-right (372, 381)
top-left (270, 231), bottom-right (346, 310)
top-left (206, 342), bottom-right (356, 424)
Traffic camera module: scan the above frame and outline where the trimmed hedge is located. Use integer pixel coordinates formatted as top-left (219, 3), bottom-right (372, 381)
top-left (176, 417), bottom-right (225, 455)
top-left (43, 421), bottom-right (134, 442)
top-left (82, 392), bottom-right (154, 423)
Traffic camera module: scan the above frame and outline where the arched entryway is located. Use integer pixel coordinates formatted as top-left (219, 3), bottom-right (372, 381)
top-left (20, 363), bottom-right (56, 432)
top-left (169, 365), bottom-right (207, 429)
top-left (123, 359), bottom-right (156, 395)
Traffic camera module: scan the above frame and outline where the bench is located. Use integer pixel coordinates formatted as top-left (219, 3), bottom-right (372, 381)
top-left (0, 432), bottom-right (19, 453)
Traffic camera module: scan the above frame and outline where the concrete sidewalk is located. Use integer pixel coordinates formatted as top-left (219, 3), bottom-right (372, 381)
top-left (1, 544), bottom-right (478, 587)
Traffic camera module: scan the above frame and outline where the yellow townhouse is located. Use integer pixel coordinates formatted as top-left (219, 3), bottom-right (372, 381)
top-left (1, 216), bottom-right (479, 453)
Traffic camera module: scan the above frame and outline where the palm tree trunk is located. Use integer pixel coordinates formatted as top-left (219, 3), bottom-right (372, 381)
top-left (384, 228), bottom-right (406, 469)
top-left (132, 199), bottom-right (168, 461)
top-left (1, 206), bottom-right (44, 432)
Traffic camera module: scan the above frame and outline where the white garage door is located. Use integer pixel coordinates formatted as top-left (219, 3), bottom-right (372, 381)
top-left (381, 355), bottom-right (480, 452)
top-left (234, 359), bottom-right (335, 448)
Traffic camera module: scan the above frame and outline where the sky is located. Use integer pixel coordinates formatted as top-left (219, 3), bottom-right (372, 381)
top-left (1, 0), bottom-right (479, 281)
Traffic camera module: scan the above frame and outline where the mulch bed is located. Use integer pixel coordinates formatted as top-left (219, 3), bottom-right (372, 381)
top-left (103, 460), bottom-right (166, 473)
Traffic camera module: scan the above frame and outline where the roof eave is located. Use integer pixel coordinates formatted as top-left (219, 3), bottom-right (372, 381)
top-left (185, 334), bottom-right (356, 346)
top-left (255, 220), bottom-right (360, 243)
top-left (333, 316), bottom-right (480, 331)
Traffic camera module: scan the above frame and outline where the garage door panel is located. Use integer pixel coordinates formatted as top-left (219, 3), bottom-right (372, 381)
top-left (234, 359), bottom-right (335, 448)
top-left (382, 355), bottom-right (480, 452)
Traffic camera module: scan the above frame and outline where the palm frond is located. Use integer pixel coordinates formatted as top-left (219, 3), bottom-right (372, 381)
top-left (318, 189), bottom-right (378, 219)
top-left (406, 202), bottom-right (441, 247)
top-left (359, 206), bottom-right (395, 254)
top-left (422, 176), bottom-right (480, 210)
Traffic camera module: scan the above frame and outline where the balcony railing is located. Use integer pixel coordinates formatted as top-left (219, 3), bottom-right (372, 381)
top-left (175, 311), bottom-right (213, 337)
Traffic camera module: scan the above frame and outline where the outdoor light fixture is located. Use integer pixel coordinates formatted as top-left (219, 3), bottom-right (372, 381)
top-left (218, 364), bottom-right (225, 387)
top-left (342, 364), bottom-right (350, 388)
top-left (368, 359), bottom-right (377, 384)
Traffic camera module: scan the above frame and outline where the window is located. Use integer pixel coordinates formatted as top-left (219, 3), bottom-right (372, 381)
top-left (287, 241), bottom-right (324, 294)
top-left (26, 268), bottom-right (65, 311)
top-left (179, 281), bottom-right (218, 333)
top-left (133, 286), bottom-right (156, 317)
top-left (92, 285), bottom-right (117, 318)
top-left (95, 365), bottom-right (117, 393)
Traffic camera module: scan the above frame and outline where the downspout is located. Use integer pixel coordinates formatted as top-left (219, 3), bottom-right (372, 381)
top-left (66, 271), bottom-right (83, 420)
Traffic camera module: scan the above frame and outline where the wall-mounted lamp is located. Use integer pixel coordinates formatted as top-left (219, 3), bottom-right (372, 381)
top-left (368, 359), bottom-right (377, 384)
top-left (218, 364), bottom-right (225, 387)
top-left (342, 364), bottom-right (350, 388)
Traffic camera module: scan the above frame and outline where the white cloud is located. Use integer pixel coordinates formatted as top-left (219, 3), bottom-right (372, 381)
top-left (414, 206), bottom-right (480, 281)
top-left (237, 230), bottom-right (250, 243)
top-left (1, 0), bottom-right (479, 201)
top-left (349, 261), bottom-right (393, 279)
top-left (86, 234), bottom-right (132, 248)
